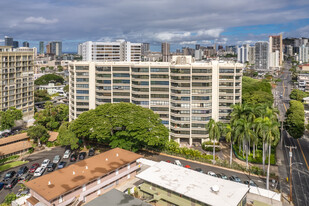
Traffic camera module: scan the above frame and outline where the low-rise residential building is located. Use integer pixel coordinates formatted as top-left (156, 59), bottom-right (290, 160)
top-left (38, 82), bottom-right (66, 96)
top-left (25, 148), bottom-right (142, 206)
top-left (84, 189), bottom-right (151, 206)
top-left (0, 133), bottom-right (32, 159)
top-left (136, 161), bottom-right (249, 206)
top-left (297, 73), bottom-right (309, 92)
top-left (298, 63), bottom-right (309, 72)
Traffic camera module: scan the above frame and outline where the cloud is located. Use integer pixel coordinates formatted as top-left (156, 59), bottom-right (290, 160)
top-left (24, 17), bottom-right (58, 24)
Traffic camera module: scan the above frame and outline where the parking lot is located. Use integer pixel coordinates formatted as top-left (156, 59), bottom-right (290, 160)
top-left (0, 146), bottom-right (92, 203)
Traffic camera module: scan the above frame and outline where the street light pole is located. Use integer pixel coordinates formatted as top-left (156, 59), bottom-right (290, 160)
top-left (285, 145), bottom-right (297, 203)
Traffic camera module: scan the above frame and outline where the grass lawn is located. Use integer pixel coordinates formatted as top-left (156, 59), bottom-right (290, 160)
top-left (0, 161), bottom-right (29, 172)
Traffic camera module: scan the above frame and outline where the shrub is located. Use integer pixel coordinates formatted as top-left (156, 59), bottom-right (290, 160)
top-left (28, 148), bottom-right (34, 154)
top-left (0, 155), bottom-right (19, 164)
top-left (46, 142), bottom-right (54, 147)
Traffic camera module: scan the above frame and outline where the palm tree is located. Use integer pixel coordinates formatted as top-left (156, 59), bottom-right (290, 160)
top-left (224, 124), bottom-right (234, 166)
top-left (265, 119), bottom-right (280, 190)
top-left (235, 119), bottom-right (256, 169)
top-left (205, 118), bottom-right (221, 162)
top-left (254, 117), bottom-right (269, 172)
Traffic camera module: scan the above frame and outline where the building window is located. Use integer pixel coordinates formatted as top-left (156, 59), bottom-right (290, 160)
top-left (83, 184), bottom-right (86, 192)
top-left (59, 196), bottom-right (63, 203)
top-left (116, 169), bottom-right (119, 175)
top-left (127, 164), bottom-right (130, 169)
top-left (97, 178), bottom-right (101, 184)
top-left (97, 189), bottom-right (101, 195)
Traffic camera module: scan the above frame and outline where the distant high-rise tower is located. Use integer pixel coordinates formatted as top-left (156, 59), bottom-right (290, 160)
top-left (23, 41), bottom-right (29, 47)
top-left (269, 34), bottom-right (283, 68)
top-left (195, 44), bottom-right (200, 50)
top-left (237, 44), bottom-right (249, 63)
top-left (161, 42), bottom-right (170, 62)
top-left (4, 36), bottom-right (13, 47)
top-left (299, 45), bottom-right (309, 63)
top-left (141, 43), bottom-right (150, 55)
top-left (47, 41), bottom-right (62, 56)
top-left (248, 46), bottom-right (255, 64)
top-left (13, 41), bottom-right (19, 48)
top-left (255, 42), bottom-right (269, 71)
top-left (39, 41), bottom-right (44, 54)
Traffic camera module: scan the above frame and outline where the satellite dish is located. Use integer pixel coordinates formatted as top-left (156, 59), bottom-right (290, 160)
top-left (211, 185), bottom-right (219, 192)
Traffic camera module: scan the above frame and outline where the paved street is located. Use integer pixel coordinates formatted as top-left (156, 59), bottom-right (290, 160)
top-left (275, 62), bottom-right (309, 206)
top-left (0, 146), bottom-right (89, 203)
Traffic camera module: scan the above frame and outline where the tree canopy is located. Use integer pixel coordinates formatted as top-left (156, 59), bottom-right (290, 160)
top-left (286, 100), bottom-right (305, 139)
top-left (62, 103), bottom-right (169, 152)
top-left (34, 102), bottom-right (69, 131)
top-left (0, 107), bottom-right (23, 130)
top-left (34, 74), bottom-right (64, 85)
top-left (242, 76), bottom-right (273, 106)
top-left (34, 90), bottom-right (51, 102)
top-left (27, 125), bottom-right (50, 144)
top-left (290, 89), bottom-right (308, 102)
top-left (57, 122), bottom-right (79, 150)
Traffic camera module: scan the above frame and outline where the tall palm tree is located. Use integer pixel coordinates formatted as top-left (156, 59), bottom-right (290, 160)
top-left (205, 118), bottom-right (221, 162)
top-left (265, 119), bottom-right (280, 190)
top-left (224, 124), bottom-right (234, 166)
top-left (254, 117), bottom-right (268, 172)
top-left (235, 119), bottom-right (256, 169)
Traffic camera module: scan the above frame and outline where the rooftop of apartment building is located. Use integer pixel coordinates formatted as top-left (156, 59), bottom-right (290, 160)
top-left (25, 148), bottom-right (142, 202)
top-left (136, 161), bottom-right (249, 206)
top-left (71, 55), bottom-right (243, 66)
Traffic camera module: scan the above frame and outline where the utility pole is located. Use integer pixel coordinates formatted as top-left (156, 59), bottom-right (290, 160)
top-left (285, 145), bottom-right (297, 203)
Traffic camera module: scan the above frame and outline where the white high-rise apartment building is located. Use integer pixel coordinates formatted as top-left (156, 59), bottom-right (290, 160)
top-left (299, 45), bottom-right (309, 63)
top-left (255, 42), bottom-right (269, 71)
top-left (237, 44), bottom-right (250, 63)
top-left (0, 46), bottom-right (35, 120)
top-left (268, 34), bottom-right (283, 69)
top-left (69, 56), bottom-right (243, 145)
top-left (80, 40), bottom-right (141, 62)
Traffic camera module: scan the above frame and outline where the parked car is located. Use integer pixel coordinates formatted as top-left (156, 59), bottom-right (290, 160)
top-left (194, 168), bottom-right (203, 173)
top-left (58, 161), bottom-right (66, 169)
top-left (29, 163), bottom-right (40, 173)
top-left (19, 173), bottom-right (32, 182)
top-left (63, 150), bottom-right (71, 159)
top-left (174, 160), bottom-right (183, 167)
top-left (184, 165), bottom-right (191, 169)
top-left (16, 189), bottom-right (30, 197)
top-left (53, 155), bottom-right (61, 164)
top-left (244, 180), bottom-right (258, 187)
top-left (79, 152), bottom-right (87, 160)
top-left (217, 173), bottom-right (228, 180)
top-left (34, 167), bottom-right (45, 177)
top-left (47, 163), bottom-right (57, 172)
top-left (166, 160), bottom-right (171, 163)
top-left (17, 166), bottom-right (28, 177)
top-left (229, 175), bottom-right (242, 183)
top-left (4, 178), bottom-right (18, 189)
top-left (70, 154), bottom-right (77, 162)
top-left (41, 159), bottom-right (50, 168)
top-left (207, 171), bottom-right (217, 177)
top-left (0, 182), bottom-right (4, 190)
top-left (88, 148), bottom-right (95, 156)
top-left (3, 171), bottom-right (16, 182)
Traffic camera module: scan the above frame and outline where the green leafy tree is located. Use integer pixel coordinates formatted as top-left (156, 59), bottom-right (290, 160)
top-left (4, 193), bottom-right (16, 205)
top-left (34, 74), bottom-right (64, 85)
top-left (205, 118), bottom-right (221, 162)
top-left (69, 103), bottom-right (169, 152)
top-left (63, 85), bottom-right (69, 93)
top-left (34, 90), bottom-right (51, 102)
top-left (0, 107), bottom-right (23, 130)
top-left (57, 66), bottom-right (63, 72)
top-left (27, 125), bottom-right (50, 144)
top-left (286, 100), bottom-right (305, 139)
top-left (289, 89), bottom-right (308, 102)
top-left (34, 102), bottom-right (69, 131)
top-left (40, 67), bottom-right (46, 72)
top-left (57, 122), bottom-right (79, 150)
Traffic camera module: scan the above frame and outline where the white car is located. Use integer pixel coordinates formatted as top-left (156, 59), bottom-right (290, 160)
top-left (41, 159), bottom-right (50, 168)
top-left (34, 167), bottom-right (45, 177)
top-left (63, 150), bottom-right (71, 159)
top-left (53, 155), bottom-right (61, 163)
top-left (207, 171), bottom-right (217, 177)
top-left (174, 160), bottom-right (183, 167)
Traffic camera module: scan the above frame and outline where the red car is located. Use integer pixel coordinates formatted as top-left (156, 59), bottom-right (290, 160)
top-left (184, 165), bottom-right (191, 168)
top-left (29, 163), bottom-right (40, 173)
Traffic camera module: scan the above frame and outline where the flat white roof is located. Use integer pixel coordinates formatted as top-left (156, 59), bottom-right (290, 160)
top-left (137, 161), bottom-right (249, 206)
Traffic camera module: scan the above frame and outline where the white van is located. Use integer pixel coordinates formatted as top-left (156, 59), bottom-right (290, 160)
top-left (174, 160), bottom-right (183, 167)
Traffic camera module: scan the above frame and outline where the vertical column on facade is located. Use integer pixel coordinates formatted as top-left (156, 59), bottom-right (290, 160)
top-left (189, 65), bottom-right (193, 146)
top-left (89, 62), bottom-right (96, 110)
top-left (168, 65), bottom-right (171, 141)
top-left (211, 61), bottom-right (219, 122)
top-left (233, 64), bottom-right (236, 105)
top-left (148, 64), bottom-right (151, 110)
top-left (129, 65), bottom-right (132, 103)
top-left (73, 64), bottom-right (77, 120)
top-left (111, 65), bottom-right (113, 104)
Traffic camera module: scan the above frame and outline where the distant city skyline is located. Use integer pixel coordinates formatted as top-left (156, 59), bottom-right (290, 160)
top-left (0, 0), bottom-right (309, 52)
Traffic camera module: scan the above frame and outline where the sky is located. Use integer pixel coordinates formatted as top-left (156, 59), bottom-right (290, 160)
top-left (0, 0), bottom-right (309, 52)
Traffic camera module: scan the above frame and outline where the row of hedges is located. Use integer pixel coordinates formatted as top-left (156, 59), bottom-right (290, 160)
top-left (0, 155), bottom-right (19, 165)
